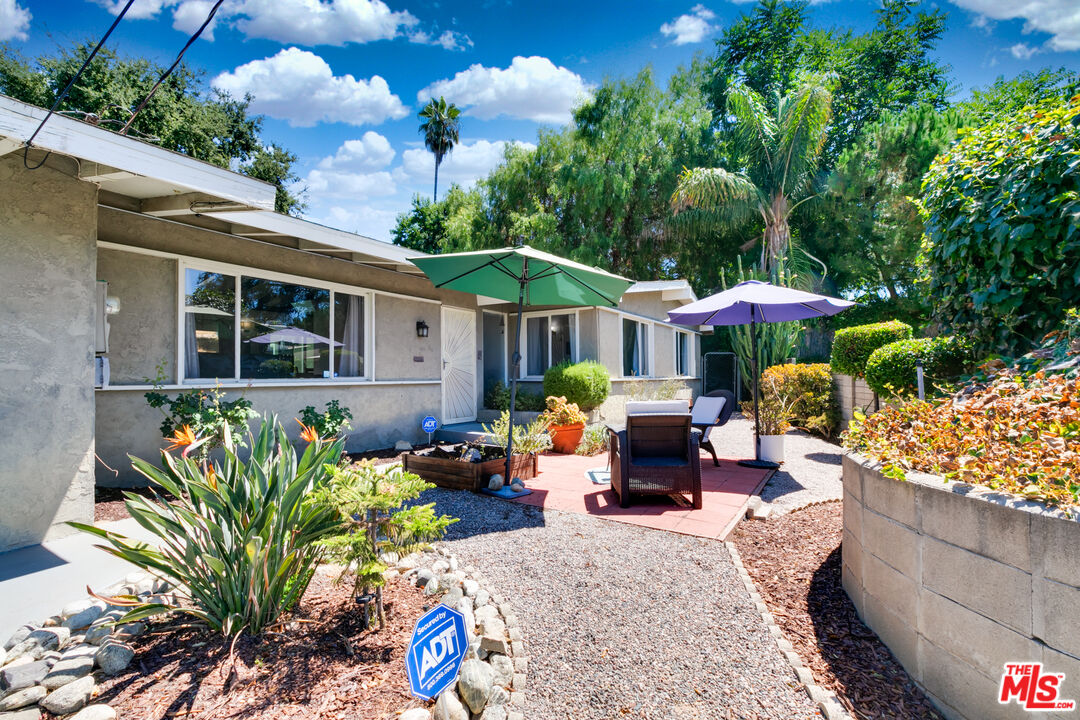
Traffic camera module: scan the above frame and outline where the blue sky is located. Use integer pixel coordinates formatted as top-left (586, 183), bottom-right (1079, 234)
top-left (4, 0), bottom-right (1079, 242)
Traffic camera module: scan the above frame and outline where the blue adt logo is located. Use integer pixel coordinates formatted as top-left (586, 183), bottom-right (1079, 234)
top-left (421, 416), bottom-right (439, 434)
top-left (406, 605), bottom-right (467, 700)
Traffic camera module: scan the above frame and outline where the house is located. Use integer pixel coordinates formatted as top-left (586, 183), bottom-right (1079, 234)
top-left (0, 94), bottom-right (701, 553)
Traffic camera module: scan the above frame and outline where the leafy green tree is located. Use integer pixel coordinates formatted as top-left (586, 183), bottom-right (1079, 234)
top-left (958, 67), bottom-right (1080, 124)
top-left (391, 194), bottom-right (449, 253)
top-left (0, 43), bottom-right (304, 215)
top-left (418, 96), bottom-right (461, 200)
top-left (816, 104), bottom-right (966, 298)
top-left (706, 0), bottom-right (949, 167)
top-left (918, 94), bottom-right (1080, 354)
top-left (672, 74), bottom-right (834, 272)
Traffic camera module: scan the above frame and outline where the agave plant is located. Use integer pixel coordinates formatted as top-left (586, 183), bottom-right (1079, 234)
top-left (71, 417), bottom-right (345, 636)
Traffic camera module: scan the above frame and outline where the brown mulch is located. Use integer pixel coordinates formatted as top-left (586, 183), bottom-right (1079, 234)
top-left (89, 570), bottom-right (429, 720)
top-left (95, 487), bottom-right (175, 523)
top-left (730, 501), bottom-right (943, 720)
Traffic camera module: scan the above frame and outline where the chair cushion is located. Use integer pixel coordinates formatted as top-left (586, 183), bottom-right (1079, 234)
top-left (690, 396), bottom-right (726, 425)
top-left (630, 455), bottom-right (687, 467)
top-left (626, 400), bottom-right (687, 416)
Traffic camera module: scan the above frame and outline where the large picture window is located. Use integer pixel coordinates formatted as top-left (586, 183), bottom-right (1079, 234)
top-left (183, 266), bottom-right (369, 382)
top-left (675, 330), bottom-right (692, 376)
top-left (622, 319), bottom-right (651, 377)
top-left (524, 312), bottom-right (576, 377)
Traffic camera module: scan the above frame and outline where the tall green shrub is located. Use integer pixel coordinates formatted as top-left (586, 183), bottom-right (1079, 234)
top-left (864, 336), bottom-right (973, 397)
top-left (71, 418), bottom-right (345, 636)
top-left (830, 320), bottom-right (913, 377)
top-left (543, 360), bottom-right (611, 411)
top-left (919, 94), bottom-right (1080, 354)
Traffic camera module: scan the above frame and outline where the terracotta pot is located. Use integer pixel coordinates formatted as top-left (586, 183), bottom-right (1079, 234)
top-left (548, 422), bottom-right (585, 454)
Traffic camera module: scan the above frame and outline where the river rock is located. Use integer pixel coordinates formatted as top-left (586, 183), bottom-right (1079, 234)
top-left (487, 474), bottom-right (504, 491)
top-left (474, 604), bottom-right (498, 625)
top-left (474, 589), bottom-right (490, 608)
top-left (423, 577), bottom-right (440, 595)
top-left (431, 559), bottom-right (449, 575)
top-left (0, 660), bottom-right (49, 692)
top-left (40, 675), bottom-right (94, 715)
top-left (83, 623), bottom-right (113, 646)
top-left (432, 690), bottom-right (468, 720)
top-left (63, 605), bottom-right (104, 632)
top-left (3, 627), bottom-right (34, 652)
top-left (0, 685), bottom-right (47, 711)
top-left (488, 653), bottom-right (513, 688)
top-left (111, 623), bottom-right (145, 642)
top-left (41, 646), bottom-right (97, 689)
top-left (414, 568), bottom-right (434, 588)
top-left (68, 704), bottom-right (118, 720)
top-left (462, 579), bottom-right (479, 597)
top-left (489, 686), bottom-right (510, 707)
top-left (480, 705), bottom-right (508, 720)
top-left (457, 659), bottom-right (493, 714)
top-left (398, 709), bottom-right (431, 720)
top-left (95, 642), bottom-right (133, 676)
top-left (509, 478), bottom-right (525, 493)
top-left (0, 707), bottom-right (43, 720)
top-left (439, 586), bottom-right (463, 607)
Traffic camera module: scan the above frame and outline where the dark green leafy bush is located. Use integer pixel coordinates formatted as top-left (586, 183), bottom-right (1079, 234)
top-left (299, 399), bottom-right (353, 439)
top-left (829, 320), bottom-right (913, 377)
top-left (542, 360), bottom-right (610, 411)
top-left (865, 336), bottom-right (974, 397)
top-left (484, 381), bottom-right (546, 411)
top-left (144, 385), bottom-right (257, 457)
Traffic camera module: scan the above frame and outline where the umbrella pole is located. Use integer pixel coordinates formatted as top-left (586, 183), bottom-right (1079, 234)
top-left (739, 308), bottom-right (779, 470)
top-left (505, 269), bottom-right (527, 484)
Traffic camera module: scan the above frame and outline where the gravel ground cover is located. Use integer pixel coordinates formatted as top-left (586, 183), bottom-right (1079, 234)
top-left (425, 487), bottom-right (821, 720)
top-left (731, 502), bottom-right (942, 720)
top-left (719, 416), bottom-right (843, 513)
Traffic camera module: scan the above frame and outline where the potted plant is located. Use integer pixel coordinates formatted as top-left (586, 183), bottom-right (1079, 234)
top-left (540, 395), bottom-right (588, 453)
top-left (743, 373), bottom-right (798, 463)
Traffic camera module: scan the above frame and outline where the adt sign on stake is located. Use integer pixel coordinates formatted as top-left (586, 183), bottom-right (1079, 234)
top-left (406, 605), bottom-right (468, 701)
top-left (421, 415), bottom-right (439, 445)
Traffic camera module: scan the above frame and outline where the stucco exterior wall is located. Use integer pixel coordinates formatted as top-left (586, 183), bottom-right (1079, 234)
top-left (97, 248), bottom-right (176, 384)
top-left (374, 295), bottom-right (441, 381)
top-left (0, 156), bottom-right (98, 551)
top-left (842, 453), bottom-right (1080, 720)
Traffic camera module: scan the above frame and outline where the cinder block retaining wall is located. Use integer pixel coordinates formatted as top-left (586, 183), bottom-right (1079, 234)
top-left (842, 453), bottom-right (1080, 720)
top-left (832, 373), bottom-right (878, 425)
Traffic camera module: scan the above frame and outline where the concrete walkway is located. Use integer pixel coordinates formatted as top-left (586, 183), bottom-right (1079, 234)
top-left (0, 519), bottom-right (155, 642)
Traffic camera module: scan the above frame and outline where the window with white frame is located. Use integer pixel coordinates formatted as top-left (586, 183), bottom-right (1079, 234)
top-left (675, 330), bottom-right (692, 376)
top-left (183, 267), bottom-right (368, 381)
top-left (622, 318), bottom-right (651, 377)
top-left (524, 312), bottom-right (576, 377)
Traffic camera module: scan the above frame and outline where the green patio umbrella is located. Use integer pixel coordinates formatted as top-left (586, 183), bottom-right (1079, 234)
top-left (411, 245), bottom-right (634, 486)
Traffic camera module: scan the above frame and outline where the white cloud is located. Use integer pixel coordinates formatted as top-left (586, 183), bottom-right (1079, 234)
top-left (0, 0), bottom-right (31, 40)
top-left (317, 204), bottom-right (402, 241)
top-left (211, 48), bottom-right (408, 127)
top-left (946, 0), bottom-right (1080, 52)
top-left (306, 169), bottom-right (397, 198)
top-left (660, 4), bottom-right (716, 45)
top-left (394, 139), bottom-right (536, 188)
top-left (171, 0), bottom-right (220, 37)
top-left (317, 132), bottom-right (396, 172)
top-left (92, 0), bottom-right (173, 20)
top-left (231, 0), bottom-right (416, 46)
top-left (418, 57), bottom-right (590, 124)
top-left (409, 28), bottom-right (473, 51)
top-left (1009, 42), bottom-right (1039, 59)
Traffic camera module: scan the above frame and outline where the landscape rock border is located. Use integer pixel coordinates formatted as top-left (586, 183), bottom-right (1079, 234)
top-left (725, 541), bottom-right (851, 720)
top-left (388, 543), bottom-right (528, 720)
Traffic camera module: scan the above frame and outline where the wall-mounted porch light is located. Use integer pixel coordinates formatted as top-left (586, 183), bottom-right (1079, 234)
top-left (416, 320), bottom-right (429, 338)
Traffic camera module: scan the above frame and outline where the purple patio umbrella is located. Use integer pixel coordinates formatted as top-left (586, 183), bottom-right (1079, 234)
top-left (668, 280), bottom-right (854, 469)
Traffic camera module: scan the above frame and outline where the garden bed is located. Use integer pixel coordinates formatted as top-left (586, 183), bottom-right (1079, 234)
top-left (730, 501), bottom-right (942, 720)
top-left (404, 444), bottom-right (538, 492)
top-left (90, 567), bottom-right (428, 720)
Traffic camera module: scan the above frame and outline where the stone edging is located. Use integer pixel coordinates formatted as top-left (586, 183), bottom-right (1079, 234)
top-left (0, 569), bottom-right (165, 719)
top-left (389, 544), bottom-right (526, 720)
top-left (724, 542), bottom-right (850, 720)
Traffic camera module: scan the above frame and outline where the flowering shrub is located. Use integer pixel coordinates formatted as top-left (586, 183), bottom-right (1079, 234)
top-left (843, 371), bottom-right (1080, 508)
top-left (830, 320), bottom-right (913, 377)
top-left (758, 363), bottom-right (841, 437)
top-left (539, 395), bottom-right (588, 426)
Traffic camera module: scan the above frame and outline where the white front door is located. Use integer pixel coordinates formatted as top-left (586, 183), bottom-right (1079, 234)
top-left (441, 306), bottom-right (477, 424)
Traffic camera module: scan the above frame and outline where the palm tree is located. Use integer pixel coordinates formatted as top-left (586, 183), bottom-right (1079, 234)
top-left (672, 75), bottom-right (834, 272)
top-left (418, 97), bottom-right (461, 200)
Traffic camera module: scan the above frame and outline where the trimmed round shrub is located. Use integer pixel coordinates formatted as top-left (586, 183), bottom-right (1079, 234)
top-left (830, 320), bottom-right (913, 377)
top-left (543, 360), bottom-right (611, 411)
top-left (865, 336), bottom-right (974, 397)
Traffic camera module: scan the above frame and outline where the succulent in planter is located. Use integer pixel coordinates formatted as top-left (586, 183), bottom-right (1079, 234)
top-left (540, 395), bottom-right (588, 453)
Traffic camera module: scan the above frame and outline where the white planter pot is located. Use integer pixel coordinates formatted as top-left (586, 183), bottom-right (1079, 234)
top-left (758, 435), bottom-right (785, 464)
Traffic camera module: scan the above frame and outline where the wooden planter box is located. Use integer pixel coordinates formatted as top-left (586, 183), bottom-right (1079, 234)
top-left (403, 449), bottom-right (539, 492)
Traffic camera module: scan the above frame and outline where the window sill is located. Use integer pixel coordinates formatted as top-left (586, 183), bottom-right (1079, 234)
top-left (97, 378), bottom-right (440, 391)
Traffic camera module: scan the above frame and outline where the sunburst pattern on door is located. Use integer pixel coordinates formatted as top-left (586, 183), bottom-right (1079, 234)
top-left (441, 307), bottom-right (477, 424)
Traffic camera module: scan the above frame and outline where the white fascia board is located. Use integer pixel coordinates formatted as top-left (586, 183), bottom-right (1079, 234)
top-left (661, 287), bottom-right (697, 303)
top-left (212, 210), bottom-right (428, 265)
top-left (0, 95), bottom-right (275, 210)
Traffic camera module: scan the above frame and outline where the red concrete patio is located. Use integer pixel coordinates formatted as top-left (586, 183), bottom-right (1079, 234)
top-left (508, 451), bottom-right (772, 540)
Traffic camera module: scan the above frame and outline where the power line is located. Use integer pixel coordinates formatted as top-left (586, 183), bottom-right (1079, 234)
top-left (22, 0), bottom-right (137, 170)
top-left (120, 0), bottom-right (225, 136)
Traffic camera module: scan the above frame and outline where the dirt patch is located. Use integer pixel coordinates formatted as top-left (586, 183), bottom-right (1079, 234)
top-left (95, 487), bottom-right (176, 523)
top-left (90, 570), bottom-right (430, 720)
top-left (730, 502), bottom-right (943, 720)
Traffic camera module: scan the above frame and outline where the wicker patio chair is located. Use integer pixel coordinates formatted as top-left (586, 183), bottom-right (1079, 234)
top-left (690, 390), bottom-right (735, 467)
top-left (608, 404), bottom-right (702, 509)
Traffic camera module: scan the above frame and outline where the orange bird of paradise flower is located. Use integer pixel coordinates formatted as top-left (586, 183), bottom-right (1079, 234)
top-left (165, 425), bottom-right (201, 457)
top-left (296, 420), bottom-right (320, 444)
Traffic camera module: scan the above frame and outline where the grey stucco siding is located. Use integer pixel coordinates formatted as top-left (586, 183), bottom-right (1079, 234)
top-left (0, 155), bottom-right (98, 551)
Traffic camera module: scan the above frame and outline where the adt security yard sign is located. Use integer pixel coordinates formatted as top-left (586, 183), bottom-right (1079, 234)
top-left (421, 415), bottom-right (439, 444)
top-left (406, 605), bottom-right (467, 700)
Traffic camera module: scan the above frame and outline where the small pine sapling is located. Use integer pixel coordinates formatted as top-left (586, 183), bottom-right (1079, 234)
top-left (313, 463), bottom-right (457, 628)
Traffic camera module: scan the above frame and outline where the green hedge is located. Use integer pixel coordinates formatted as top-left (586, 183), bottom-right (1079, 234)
top-left (484, 381), bottom-right (546, 412)
top-left (865, 336), bottom-right (974, 397)
top-left (830, 320), bottom-right (913, 377)
top-left (543, 360), bottom-right (610, 411)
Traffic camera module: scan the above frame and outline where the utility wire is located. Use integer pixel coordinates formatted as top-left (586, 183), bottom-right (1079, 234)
top-left (23, 0), bottom-right (136, 170)
top-left (120, 0), bottom-right (225, 136)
